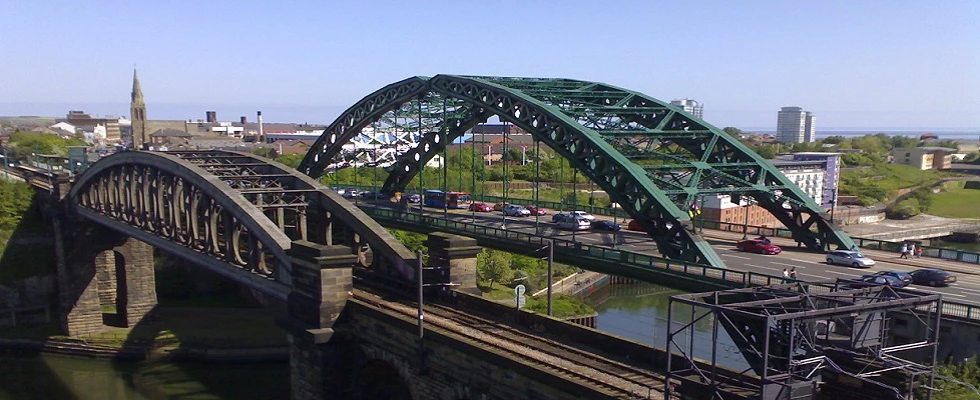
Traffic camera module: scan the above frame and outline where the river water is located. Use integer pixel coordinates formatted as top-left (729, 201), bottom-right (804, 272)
top-left (0, 353), bottom-right (288, 400)
top-left (0, 282), bottom-right (746, 399)
top-left (585, 282), bottom-right (752, 373)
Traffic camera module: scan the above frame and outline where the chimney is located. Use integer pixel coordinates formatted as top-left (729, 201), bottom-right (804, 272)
top-left (257, 111), bottom-right (264, 143)
top-left (206, 111), bottom-right (217, 123)
top-left (240, 116), bottom-right (247, 124)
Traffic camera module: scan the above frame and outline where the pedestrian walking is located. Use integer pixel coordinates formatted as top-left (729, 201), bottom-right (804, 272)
top-left (908, 244), bottom-right (915, 259)
top-left (782, 268), bottom-right (790, 282)
top-left (789, 267), bottom-right (797, 280)
top-left (914, 247), bottom-right (922, 258)
top-left (899, 243), bottom-right (908, 259)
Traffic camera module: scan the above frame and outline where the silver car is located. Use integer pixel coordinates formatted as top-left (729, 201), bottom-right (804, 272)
top-left (557, 217), bottom-right (591, 231)
top-left (826, 250), bottom-right (876, 268)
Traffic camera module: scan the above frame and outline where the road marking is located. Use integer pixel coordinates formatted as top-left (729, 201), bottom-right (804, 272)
top-left (770, 261), bottom-right (812, 268)
top-left (722, 254), bottom-right (751, 260)
top-left (910, 288), bottom-right (965, 298)
top-left (804, 274), bottom-right (833, 280)
top-left (745, 263), bottom-right (780, 272)
top-left (787, 258), bottom-right (821, 265)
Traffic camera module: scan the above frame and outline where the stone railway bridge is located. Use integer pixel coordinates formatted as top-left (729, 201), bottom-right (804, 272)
top-left (26, 150), bottom-right (700, 400)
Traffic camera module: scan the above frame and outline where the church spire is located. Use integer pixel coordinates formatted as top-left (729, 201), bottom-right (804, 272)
top-left (130, 68), bottom-right (147, 149)
top-left (131, 68), bottom-right (144, 104)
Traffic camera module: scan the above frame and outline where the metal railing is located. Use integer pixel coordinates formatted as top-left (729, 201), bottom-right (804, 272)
top-left (364, 207), bottom-right (980, 322)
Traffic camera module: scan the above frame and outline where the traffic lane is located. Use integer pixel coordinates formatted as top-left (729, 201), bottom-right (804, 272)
top-left (718, 248), bottom-right (973, 301)
top-left (372, 205), bottom-right (979, 302)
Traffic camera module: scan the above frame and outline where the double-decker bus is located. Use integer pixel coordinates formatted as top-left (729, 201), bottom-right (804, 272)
top-left (423, 190), bottom-right (472, 209)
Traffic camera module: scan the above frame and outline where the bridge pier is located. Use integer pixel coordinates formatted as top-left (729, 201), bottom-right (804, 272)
top-left (424, 233), bottom-right (482, 295)
top-left (283, 240), bottom-right (356, 400)
top-left (58, 225), bottom-right (157, 337)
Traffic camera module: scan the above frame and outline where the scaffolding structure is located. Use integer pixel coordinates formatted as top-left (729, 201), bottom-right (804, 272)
top-left (665, 280), bottom-right (942, 400)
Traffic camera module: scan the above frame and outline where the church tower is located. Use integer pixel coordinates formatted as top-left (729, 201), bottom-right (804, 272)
top-left (130, 68), bottom-right (147, 149)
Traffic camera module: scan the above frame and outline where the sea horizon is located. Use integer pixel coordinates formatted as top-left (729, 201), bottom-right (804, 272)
top-left (743, 128), bottom-right (979, 141)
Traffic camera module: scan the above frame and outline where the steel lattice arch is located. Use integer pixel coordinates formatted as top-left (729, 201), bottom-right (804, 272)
top-left (69, 150), bottom-right (418, 300)
top-left (299, 75), bottom-right (856, 268)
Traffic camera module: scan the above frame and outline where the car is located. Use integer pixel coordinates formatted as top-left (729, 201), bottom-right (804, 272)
top-left (406, 193), bottom-right (422, 203)
top-left (736, 239), bottom-right (782, 255)
top-left (591, 220), bottom-right (622, 231)
top-left (468, 202), bottom-right (493, 212)
top-left (627, 219), bottom-right (644, 231)
top-left (557, 217), bottom-right (591, 231)
top-left (525, 205), bottom-right (548, 215)
top-left (870, 271), bottom-right (912, 287)
top-left (569, 211), bottom-right (595, 221)
top-left (493, 202), bottom-right (510, 211)
top-left (910, 268), bottom-right (957, 287)
top-left (826, 250), bottom-right (876, 268)
top-left (851, 275), bottom-right (905, 288)
top-left (503, 204), bottom-right (531, 217)
top-left (552, 213), bottom-right (570, 223)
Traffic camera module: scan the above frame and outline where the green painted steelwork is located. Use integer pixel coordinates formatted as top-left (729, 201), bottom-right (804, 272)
top-left (299, 75), bottom-right (855, 268)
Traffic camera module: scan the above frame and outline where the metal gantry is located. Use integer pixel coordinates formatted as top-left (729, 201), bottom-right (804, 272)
top-left (69, 150), bottom-right (419, 299)
top-left (299, 75), bottom-right (856, 269)
top-left (666, 281), bottom-right (942, 400)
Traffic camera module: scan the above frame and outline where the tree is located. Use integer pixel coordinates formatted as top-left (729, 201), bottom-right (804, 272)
top-left (722, 127), bottom-right (744, 137)
top-left (477, 249), bottom-right (512, 289)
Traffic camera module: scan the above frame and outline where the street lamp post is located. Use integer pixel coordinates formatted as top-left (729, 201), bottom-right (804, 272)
top-left (742, 195), bottom-right (752, 240)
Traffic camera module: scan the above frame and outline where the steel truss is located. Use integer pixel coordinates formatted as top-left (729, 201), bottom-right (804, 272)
top-left (666, 281), bottom-right (942, 400)
top-left (299, 75), bottom-right (855, 269)
top-left (69, 150), bottom-right (418, 300)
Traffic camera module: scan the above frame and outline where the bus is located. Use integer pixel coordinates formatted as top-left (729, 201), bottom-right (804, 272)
top-left (423, 190), bottom-right (472, 209)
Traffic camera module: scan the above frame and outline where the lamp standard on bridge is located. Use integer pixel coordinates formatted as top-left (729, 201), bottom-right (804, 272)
top-left (741, 195), bottom-right (756, 240)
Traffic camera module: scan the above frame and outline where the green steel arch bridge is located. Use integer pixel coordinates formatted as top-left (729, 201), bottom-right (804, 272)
top-left (299, 75), bottom-right (856, 270)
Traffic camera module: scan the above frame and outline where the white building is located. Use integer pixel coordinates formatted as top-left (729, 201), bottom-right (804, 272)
top-left (670, 98), bottom-right (703, 119)
top-left (211, 122), bottom-right (245, 138)
top-left (776, 106), bottom-right (816, 143)
top-left (50, 122), bottom-right (77, 135)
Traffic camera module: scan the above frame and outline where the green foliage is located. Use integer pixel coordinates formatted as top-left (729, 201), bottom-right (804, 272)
top-left (963, 152), bottom-right (980, 164)
top-left (524, 293), bottom-right (594, 317)
top-left (275, 154), bottom-right (303, 169)
top-left (839, 164), bottom-right (945, 203)
top-left (722, 127), bottom-right (744, 137)
top-left (0, 180), bottom-right (36, 230)
top-left (251, 146), bottom-right (277, 159)
top-left (840, 152), bottom-right (884, 167)
top-left (924, 356), bottom-right (980, 400)
top-left (477, 249), bottom-right (512, 289)
top-left (929, 181), bottom-right (980, 219)
top-left (749, 145), bottom-right (776, 159)
top-left (387, 229), bottom-right (428, 254)
top-left (6, 130), bottom-right (85, 160)
top-left (885, 199), bottom-right (920, 219)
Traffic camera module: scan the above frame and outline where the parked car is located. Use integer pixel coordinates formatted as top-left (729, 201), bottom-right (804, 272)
top-left (591, 220), bottom-right (621, 231)
top-left (342, 189), bottom-right (360, 198)
top-left (468, 202), bottom-right (493, 212)
top-left (626, 219), bottom-right (644, 231)
top-left (826, 250), bottom-right (876, 268)
top-left (493, 202), bottom-right (510, 211)
top-left (503, 204), bottom-right (531, 217)
top-left (525, 205), bottom-right (548, 215)
top-left (736, 239), bottom-right (782, 255)
top-left (557, 217), bottom-right (591, 231)
top-left (851, 275), bottom-right (905, 288)
top-left (406, 193), bottom-right (422, 203)
top-left (869, 271), bottom-right (913, 287)
top-left (910, 268), bottom-right (957, 287)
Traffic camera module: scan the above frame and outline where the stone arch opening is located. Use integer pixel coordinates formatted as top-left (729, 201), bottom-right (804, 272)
top-left (351, 359), bottom-right (413, 400)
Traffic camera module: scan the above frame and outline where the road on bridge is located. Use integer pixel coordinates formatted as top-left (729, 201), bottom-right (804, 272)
top-left (359, 200), bottom-right (980, 305)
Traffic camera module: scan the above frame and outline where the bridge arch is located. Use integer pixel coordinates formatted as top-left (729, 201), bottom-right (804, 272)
top-left (299, 75), bottom-right (855, 268)
top-left (70, 150), bottom-right (418, 300)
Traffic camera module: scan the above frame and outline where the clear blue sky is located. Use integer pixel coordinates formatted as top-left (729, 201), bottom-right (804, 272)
top-left (2, 0), bottom-right (977, 130)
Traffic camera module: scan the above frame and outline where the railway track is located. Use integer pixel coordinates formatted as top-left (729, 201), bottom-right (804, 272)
top-left (353, 288), bottom-right (667, 399)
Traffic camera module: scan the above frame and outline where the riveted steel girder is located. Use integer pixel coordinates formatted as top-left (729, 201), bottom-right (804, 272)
top-left (299, 76), bottom-right (856, 268)
top-left (70, 151), bottom-right (419, 299)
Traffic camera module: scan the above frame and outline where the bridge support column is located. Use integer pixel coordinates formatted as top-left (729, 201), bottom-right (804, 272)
top-left (283, 240), bottom-right (356, 400)
top-left (114, 237), bottom-right (157, 327)
top-left (58, 224), bottom-right (157, 337)
top-left (424, 232), bottom-right (482, 295)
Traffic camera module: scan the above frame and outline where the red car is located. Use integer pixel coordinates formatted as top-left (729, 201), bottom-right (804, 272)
top-left (525, 205), bottom-right (547, 215)
top-left (468, 202), bottom-right (493, 212)
top-left (736, 239), bottom-right (782, 255)
top-left (627, 219), bottom-right (644, 231)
